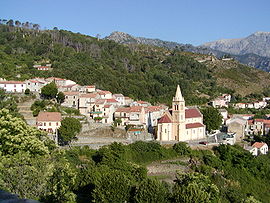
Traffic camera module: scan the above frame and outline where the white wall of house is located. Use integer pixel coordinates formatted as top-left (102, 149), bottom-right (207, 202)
top-left (157, 123), bottom-right (173, 141)
top-left (37, 121), bottom-right (61, 134)
top-left (0, 82), bottom-right (26, 93)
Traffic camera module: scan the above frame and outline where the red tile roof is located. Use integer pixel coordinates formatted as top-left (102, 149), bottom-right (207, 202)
top-left (185, 108), bottom-right (202, 118)
top-left (186, 123), bottom-right (204, 129)
top-left (86, 85), bottom-right (95, 88)
top-left (116, 107), bottom-right (130, 113)
top-left (254, 119), bottom-right (265, 123)
top-left (106, 99), bottom-right (118, 103)
top-left (36, 112), bottom-right (62, 122)
top-left (158, 114), bottom-right (172, 123)
top-left (80, 93), bottom-right (98, 98)
top-left (130, 106), bottom-right (143, 112)
top-left (104, 104), bottom-right (112, 108)
top-left (63, 91), bottom-right (80, 96)
top-left (0, 81), bottom-right (24, 84)
top-left (252, 142), bottom-right (267, 149)
top-left (146, 106), bottom-right (162, 112)
top-left (98, 90), bottom-right (112, 95)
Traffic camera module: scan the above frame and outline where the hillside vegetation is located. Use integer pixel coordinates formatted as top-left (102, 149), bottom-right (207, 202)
top-left (1, 23), bottom-right (270, 105)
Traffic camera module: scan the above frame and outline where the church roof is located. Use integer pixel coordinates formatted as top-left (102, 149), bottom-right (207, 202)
top-left (186, 123), bottom-right (204, 129)
top-left (158, 114), bottom-right (172, 123)
top-left (185, 108), bottom-right (202, 118)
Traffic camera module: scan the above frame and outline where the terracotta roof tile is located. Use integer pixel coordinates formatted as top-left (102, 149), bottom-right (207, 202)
top-left (158, 114), bottom-right (172, 123)
top-left (116, 107), bottom-right (130, 113)
top-left (64, 91), bottom-right (80, 96)
top-left (252, 142), bottom-right (267, 149)
top-left (0, 81), bottom-right (24, 84)
top-left (36, 112), bottom-right (62, 122)
top-left (186, 123), bottom-right (204, 129)
top-left (106, 99), bottom-right (118, 103)
top-left (130, 106), bottom-right (143, 112)
top-left (80, 93), bottom-right (98, 98)
top-left (185, 108), bottom-right (202, 118)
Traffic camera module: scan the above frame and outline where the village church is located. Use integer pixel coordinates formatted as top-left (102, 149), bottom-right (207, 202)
top-left (157, 85), bottom-right (206, 141)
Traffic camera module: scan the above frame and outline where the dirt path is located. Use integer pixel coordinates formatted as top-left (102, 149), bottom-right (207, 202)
top-left (147, 157), bottom-right (191, 184)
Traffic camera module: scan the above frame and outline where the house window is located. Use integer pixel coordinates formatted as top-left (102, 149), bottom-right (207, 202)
top-left (4, 84), bottom-right (6, 87)
top-left (56, 122), bottom-right (58, 126)
top-left (49, 122), bottom-right (51, 126)
top-left (44, 122), bottom-right (46, 126)
top-left (165, 129), bottom-right (167, 133)
top-left (74, 96), bottom-right (76, 99)
top-left (14, 85), bottom-right (16, 87)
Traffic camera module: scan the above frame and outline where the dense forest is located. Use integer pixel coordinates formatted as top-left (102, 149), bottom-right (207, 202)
top-left (0, 21), bottom-right (236, 105)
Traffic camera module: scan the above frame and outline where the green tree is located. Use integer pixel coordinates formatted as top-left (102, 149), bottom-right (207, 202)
top-left (201, 107), bottom-right (222, 132)
top-left (58, 117), bottom-right (82, 145)
top-left (92, 170), bottom-right (131, 203)
top-left (44, 153), bottom-right (77, 203)
top-left (41, 82), bottom-right (58, 99)
top-left (0, 109), bottom-right (49, 156)
top-left (24, 88), bottom-right (30, 95)
top-left (172, 172), bottom-right (220, 203)
top-left (0, 152), bottom-right (52, 199)
top-left (131, 178), bottom-right (169, 203)
top-left (57, 91), bottom-right (65, 104)
top-left (173, 142), bottom-right (191, 156)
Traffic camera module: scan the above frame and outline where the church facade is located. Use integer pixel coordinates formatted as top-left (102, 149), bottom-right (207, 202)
top-left (157, 85), bottom-right (206, 141)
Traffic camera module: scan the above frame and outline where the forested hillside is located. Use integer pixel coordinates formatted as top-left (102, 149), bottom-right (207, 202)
top-left (1, 23), bottom-right (270, 105)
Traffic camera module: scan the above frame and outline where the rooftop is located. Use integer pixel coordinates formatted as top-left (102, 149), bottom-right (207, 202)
top-left (36, 112), bottom-right (62, 122)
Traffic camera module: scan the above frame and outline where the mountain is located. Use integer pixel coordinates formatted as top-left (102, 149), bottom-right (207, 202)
top-left (106, 31), bottom-right (270, 72)
top-left (1, 24), bottom-right (270, 105)
top-left (202, 32), bottom-right (270, 58)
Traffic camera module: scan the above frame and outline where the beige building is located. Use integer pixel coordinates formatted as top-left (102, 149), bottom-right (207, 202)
top-left (36, 112), bottom-right (62, 134)
top-left (63, 91), bottom-right (80, 109)
top-left (114, 106), bottom-right (146, 127)
top-left (226, 117), bottom-right (247, 141)
top-left (157, 85), bottom-right (205, 142)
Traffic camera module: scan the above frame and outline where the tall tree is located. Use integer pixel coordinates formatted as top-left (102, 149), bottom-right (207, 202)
top-left (201, 107), bottom-right (222, 132)
top-left (41, 82), bottom-right (58, 99)
top-left (0, 109), bottom-right (49, 156)
top-left (58, 117), bottom-right (82, 145)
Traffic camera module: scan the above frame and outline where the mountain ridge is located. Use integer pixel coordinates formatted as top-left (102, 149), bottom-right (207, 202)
top-left (106, 31), bottom-right (270, 72)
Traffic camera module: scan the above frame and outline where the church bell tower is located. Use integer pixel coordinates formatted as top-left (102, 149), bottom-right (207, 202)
top-left (172, 85), bottom-right (186, 141)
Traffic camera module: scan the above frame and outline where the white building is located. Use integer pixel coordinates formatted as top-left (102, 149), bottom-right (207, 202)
top-left (36, 112), bottom-right (62, 134)
top-left (0, 81), bottom-right (26, 93)
top-left (246, 142), bottom-right (268, 156)
top-left (25, 78), bottom-right (47, 93)
top-left (113, 94), bottom-right (125, 106)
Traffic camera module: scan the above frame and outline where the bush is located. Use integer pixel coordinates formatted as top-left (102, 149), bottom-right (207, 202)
top-left (173, 142), bottom-right (191, 156)
top-left (24, 88), bottom-right (30, 95)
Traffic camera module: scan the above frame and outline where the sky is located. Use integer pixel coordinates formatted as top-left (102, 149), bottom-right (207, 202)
top-left (1, 0), bottom-right (270, 45)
